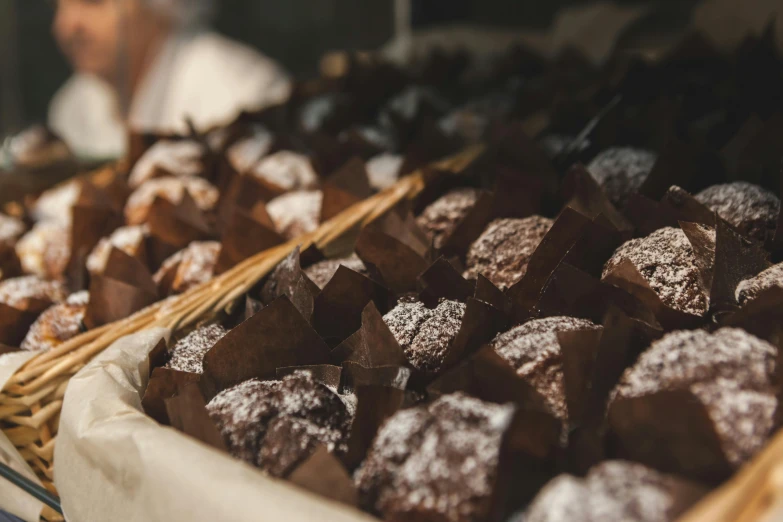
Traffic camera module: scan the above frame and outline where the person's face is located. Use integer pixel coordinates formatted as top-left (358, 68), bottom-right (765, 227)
top-left (52, 0), bottom-right (124, 79)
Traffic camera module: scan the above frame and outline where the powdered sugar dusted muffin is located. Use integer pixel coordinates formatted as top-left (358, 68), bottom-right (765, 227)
top-left (0, 213), bottom-right (25, 250)
top-left (127, 140), bottom-right (204, 188)
top-left (30, 179), bottom-right (80, 223)
top-left (206, 370), bottom-right (353, 477)
top-left (491, 316), bottom-right (600, 421)
top-left (602, 227), bottom-right (708, 316)
top-left (354, 392), bottom-right (514, 522)
top-left (304, 254), bottom-right (367, 289)
top-left (383, 298), bottom-right (466, 374)
top-left (153, 240), bottom-right (221, 295)
top-left (226, 125), bottom-right (273, 174)
top-left (416, 187), bottom-right (481, 249)
top-left (164, 323), bottom-right (227, 374)
top-left (736, 262), bottom-right (783, 305)
top-left (15, 220), bottom-right (71, 280)
top-left (86, 225), bottom-right (149, 275)
top-left (248, 151), bottom-right (319, 192)
top-left (695, 182), bottom-right (780, 243)
top-left (0, 276), bottom-right (67, 311)
top-left (587, 147), bottom-right (657, 206)
top-left (523, 460), bottom-right (706, 522)
top-left (611, 328), bottom-right (778, 468)
top-left (464, 216), bottom-right (553, 289)
top-left (266, 190), bottom-right (323, 240)
top-left (365, 153), bottom-right (404, 191)
top-left (124, 176), bottom-right (220, 225)
top-left (21, 291), bottom-right (88, 352)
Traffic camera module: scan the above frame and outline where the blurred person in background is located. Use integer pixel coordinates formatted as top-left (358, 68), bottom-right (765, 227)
top-left (48, 0), bottom-right (291, 159)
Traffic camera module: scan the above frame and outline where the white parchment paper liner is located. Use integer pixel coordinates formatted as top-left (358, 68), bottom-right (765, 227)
top-left (0, 352), bottom-right (41, 521)
top-left (55, 327), bottom-right (374, 522)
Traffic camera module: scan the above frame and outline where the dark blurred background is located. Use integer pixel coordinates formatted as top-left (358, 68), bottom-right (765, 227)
top-left (0, 0), bottom-right (772, 136)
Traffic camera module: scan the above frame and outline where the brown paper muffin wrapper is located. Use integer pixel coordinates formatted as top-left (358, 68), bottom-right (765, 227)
top-left (608, 389), bottom-right (734, 485)
top-left (164, 383), bottom-right (227, 452)
top-left (84, 248), bottom-right (159, 329)
top-left (340, 365), bottom-right (411, 470)
top-left (0, 302), bottom-right (48, 347)
top-left (66, 180), bottom-right (128, 288)
top-left (201, 296), bottom-right (331, 398)
top-left (287, 446), bottom-right (359, 506)
top-left (639, 139), bottom-right (726, 200)
top-left (709, 219), bottom-right (771, 312)
top-left (508, 207), bottom-right (593, 322)
top-left (417, 257), bottom-right (475, 304)
top-left (311, 266), bottom-right (390, 347)
top-left (722, 287), bottom-right (783, 349)
top-left (436, 190), bottom-right (496, 258)
top-left (355, 211), bottom-right (430, 294)
top-left (215, 205), bottom-right (285, 275)
top-left (258, 246), bottom-right (319, 319)
top-left (146, 192), bottom-right (213, 250)
top-left (330, 302), bottom-right (406, 368)
top-left (602, 257), bottom-right (704, 330)
top-left (561, 163), bottom-right (633, 234)
top-left (142, 367), bottom-right (201, 426)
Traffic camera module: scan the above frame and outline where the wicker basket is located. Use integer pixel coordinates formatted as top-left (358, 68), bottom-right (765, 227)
top-left (0, 146), bottom-right (482, 519)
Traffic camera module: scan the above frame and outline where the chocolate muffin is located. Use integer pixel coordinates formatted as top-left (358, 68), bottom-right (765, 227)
top-left (0, 276), bottom-right (67, 312)
top-left (86, 224), bottom-right (149, 275)
top-left (153, 241), bottom-right (221, 295)
top-left (303, 254), bottom-right (368, 289)
top-left (206, 370), bottom-right (353, 477)
top-left (1, 125), bottom-right (72, 169)
top-left (354, 392), bottom-right (514, 522)
top-left (736, 262), bottom-right (783, 305)
top-left (464, 216), bottom-right (554, 289)
top-left (124, 176), bottom-right (220, 225)
top-left (695, 182), bottom-right (780, 243)
top-left (127, 140), bottom-right (204, 188)
top-left (266, 190), bottom-right (323, 240)
top-left (602, 227), bottom-right (708, 316)
top-left (586, 147), bottom-right (657, 206)
top-left (21, 291), bottom-right (88, 352)
top-left (610, 328), bottom-right (778, 469)
top-left (416, 187), bottom-right (481, 249)
top-left (491, 316), bottom-right (600, 421)
top-left (383, 298), bottom-right (466, 374)
top-left (248, 151), bottom-right (319, 192)
top-left (226, 125), bottom-right (273, 174)
top-left (15, 221), bottom-right (71, 280)
top-left (523, 460), bottom-right (706, 522)
top-left (164, 323), bottom-right (227, 374)
top-left (365, 153), bottom-right (404, 192)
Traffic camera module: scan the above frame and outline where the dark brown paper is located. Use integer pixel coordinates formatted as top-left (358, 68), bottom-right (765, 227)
top-left (142, 367), bottom-right (202, 425)
top-left (710, 219), bottom-right (770, 310)
top-left (329, 302), bottom-right (405, 368)
top-left (216, 207), bottom-right (285, 274)
top-left (164, 383), bottom-right (227, 452)
top-left (608, 389), bottom-right (733, 485)
top-left (311, 266), bottom-right (389, 346)
top-left (84, 248), bottom-right (159, 329)
top-left (258, 247), bottom-right (320, 319)
top-left (202, 296), bottom-right (331, 396)
top-left (287, 445), bottom-right (359, 506)
top-left (417, 257), bottom-right (475, 304)
top-left (508, 207), bottom-right (592, 322)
